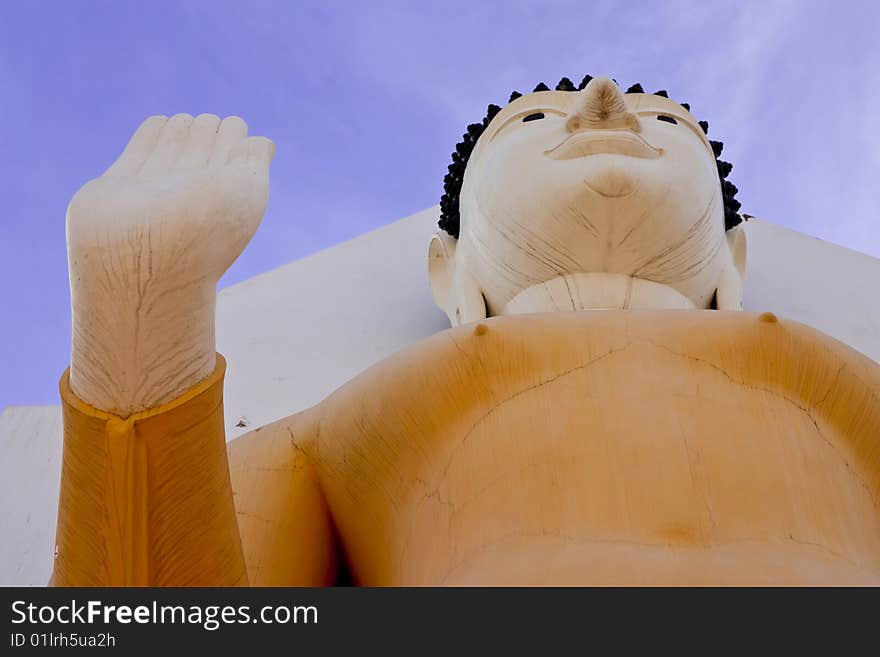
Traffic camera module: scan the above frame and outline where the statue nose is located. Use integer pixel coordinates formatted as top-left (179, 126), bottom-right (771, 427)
top-left (567, 77), bottom-right (641, 133)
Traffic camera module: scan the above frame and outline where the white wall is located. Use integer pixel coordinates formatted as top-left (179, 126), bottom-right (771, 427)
top-left (3, 207), bottom-right (879, 584)
top-left (0, 405), bottom-right (62, 586)
top-left (216, 207), bottom-right (448, 440)
top-left (742, 218), bottom-right (880, 362)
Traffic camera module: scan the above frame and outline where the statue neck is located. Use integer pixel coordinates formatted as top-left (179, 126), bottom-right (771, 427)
top-left (500, 272), bottom-right (699, 315)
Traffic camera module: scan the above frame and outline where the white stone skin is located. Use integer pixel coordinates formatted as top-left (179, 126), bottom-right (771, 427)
top-left (429, 77), bottom-right (747, 325)
top-left (66, 114), bottom-right (274, 416)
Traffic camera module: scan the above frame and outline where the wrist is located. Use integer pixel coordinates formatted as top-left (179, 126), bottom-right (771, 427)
top-left (69, 252), bottom-right (218, 416)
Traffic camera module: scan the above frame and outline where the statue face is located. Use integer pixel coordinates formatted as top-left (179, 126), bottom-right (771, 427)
top-left (453, 78), bottom-right (730, 315)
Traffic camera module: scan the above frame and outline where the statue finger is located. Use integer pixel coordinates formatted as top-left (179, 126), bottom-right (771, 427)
top-left (209, 116), bottom-right (248, 166)
top-left (103, 115), bottom-right (167, 178)
top-left (174, 113), bottom-right (221, 170)
top-left (229, 136), bottom-right (275, 171)
top-left (139, 113), bottom-right (194, 177)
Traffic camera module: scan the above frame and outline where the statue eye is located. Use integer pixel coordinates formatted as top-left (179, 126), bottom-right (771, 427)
top-left (656, 115), bottom-right (678, 125)
top-left (522, 112), bottom-right (545, 123)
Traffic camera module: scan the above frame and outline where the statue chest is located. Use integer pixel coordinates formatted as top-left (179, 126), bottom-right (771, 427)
top-left (301, 311), bottom-right (880, 584)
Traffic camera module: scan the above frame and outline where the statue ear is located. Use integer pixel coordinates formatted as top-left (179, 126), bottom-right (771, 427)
top-left (428, 233), bottom-right (455, 311)
top-left (715, 224), bottom-right (748, 310)
top-left (428, 233), bottom-right (487, 326)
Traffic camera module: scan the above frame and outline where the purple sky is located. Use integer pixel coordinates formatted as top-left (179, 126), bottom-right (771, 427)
top-left (1, 0), bottom-right (879, 410)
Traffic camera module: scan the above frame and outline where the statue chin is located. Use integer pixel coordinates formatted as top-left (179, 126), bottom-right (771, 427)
top-left (578, 156), bottom-right (642, 198)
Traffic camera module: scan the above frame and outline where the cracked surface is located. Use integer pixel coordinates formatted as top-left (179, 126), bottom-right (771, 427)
top-left (230, 310), bottom-right (880, 585)
top-left (67, 114), bottom-right (274, 416)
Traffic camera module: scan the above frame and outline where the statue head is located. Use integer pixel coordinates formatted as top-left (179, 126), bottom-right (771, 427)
top-left (429, 76), bottom-right (747, 325)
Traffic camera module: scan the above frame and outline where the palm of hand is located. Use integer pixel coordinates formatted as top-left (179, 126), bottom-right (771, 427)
top-left (65, 114), bottom-right (275, 414)
top-left (67, 114), bottom-right (275, 282)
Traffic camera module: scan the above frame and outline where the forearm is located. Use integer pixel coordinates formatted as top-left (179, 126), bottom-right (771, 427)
top-left (55, 113), bottom-right (272, 585)
top-left (59, 240), bottom-right (243, 585)
top-left (68, 235), bottom-right (218, 416)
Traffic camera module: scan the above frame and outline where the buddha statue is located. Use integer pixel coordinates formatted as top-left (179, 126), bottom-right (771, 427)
top-left (53, 76), bottom-right (880, 586)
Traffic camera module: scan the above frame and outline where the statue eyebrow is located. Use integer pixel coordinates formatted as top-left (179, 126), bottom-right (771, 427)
top-left (636, 108), bottom-right (711, 148)
top-left (484, 107), bottom-right (567, 142)
top-left (635, 106), bottom-right (692, 123)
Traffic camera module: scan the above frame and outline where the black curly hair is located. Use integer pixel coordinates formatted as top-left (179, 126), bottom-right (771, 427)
top-left (438, 75), bottom-right (742, 239)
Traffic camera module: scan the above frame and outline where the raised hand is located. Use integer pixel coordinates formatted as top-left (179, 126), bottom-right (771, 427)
top-left (66, 114), bottom-right (275, 415)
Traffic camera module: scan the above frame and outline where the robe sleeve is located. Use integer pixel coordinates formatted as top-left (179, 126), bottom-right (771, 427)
top-left (53, 354), bottom-right (247, 586)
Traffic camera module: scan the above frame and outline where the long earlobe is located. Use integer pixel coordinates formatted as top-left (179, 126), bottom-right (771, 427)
top-left (715, 224), bottom-right (747, 310)
top-left (428, 233), bottom-right (454, 311)
top-left (428, 233), bottom-right (487, 326)
top-left (454, 270), bottom-right (487, 325)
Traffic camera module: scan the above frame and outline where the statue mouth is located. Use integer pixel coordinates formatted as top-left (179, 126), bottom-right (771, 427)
top-left (545, 130), bottom-right (661, 160)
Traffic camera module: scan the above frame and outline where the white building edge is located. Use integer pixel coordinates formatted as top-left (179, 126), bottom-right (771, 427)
top-left (3, 206), bottom-right (880, 585)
